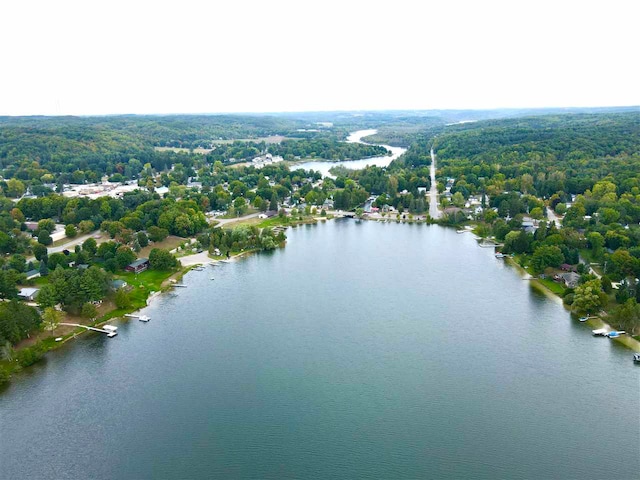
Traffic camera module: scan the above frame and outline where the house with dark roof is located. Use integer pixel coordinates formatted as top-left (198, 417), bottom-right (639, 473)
top-left (25, 269), bottom-right (41, 280)
top-left (561, 272), bottom-right (581, 288)
top-left (125, 258), bottom-right (149, 273)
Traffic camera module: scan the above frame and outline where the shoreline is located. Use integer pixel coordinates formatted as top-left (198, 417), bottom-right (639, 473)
top-left (504, 250), bottom-right (640, 352)
top-left (4, 221), bottom-right (637, 389)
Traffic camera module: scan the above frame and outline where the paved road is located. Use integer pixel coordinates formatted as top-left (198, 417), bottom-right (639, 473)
top-left (429, 148), bottom-right (441, 219)
top-left (27, 232), bottom-right (105, 262)
top-left (546, 206), bottom-right (563, 227)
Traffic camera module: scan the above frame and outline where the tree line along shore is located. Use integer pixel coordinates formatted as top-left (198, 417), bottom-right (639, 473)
top-left (1, 110), bottom-right (640, 386)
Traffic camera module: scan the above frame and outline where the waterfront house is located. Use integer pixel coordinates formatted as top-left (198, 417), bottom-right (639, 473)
top-left (560, 272), bottom-right (580, 288)
top-left (125, 258), bottom-right (150, 274)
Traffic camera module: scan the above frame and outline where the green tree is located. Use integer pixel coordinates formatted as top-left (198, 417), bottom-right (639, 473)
top-left (0, 270), bottom-right (21, 299)
top-left (149, 248), bottom-right (179, 270)
top-left (572, 279), bottom-right (604, 314)
top-left (38, 230), bottom-right (53, 246)
top-left (136, 231), bottom-right (149, 248)
top-left (36, 284), bottom-right (59, 308)
top-left (114, 289), bottom-right (131, 309)
top-left (78, 220), bottom-right (95, 234)
top-left (81, 302), bottom-right (98, 320)
top-left (37, 219), bottom-right (56, 233)
top-left (5, 178), bottom-right (26, 198)
top-left (530, 245), bottom-right (565, 274)
top-left (610, 298), bottom-right (640, 335)
top-left (115, 247), bottom-right (136, 270)
top-left (147, 226), bottom-right (169, 243)
top-left (8, 254), bottom-right (26, 273)
top-left (0, 366), bottom-right (10, 385)
top-left (269, 192), bottom-right (278, 211)
top-left (39, 260), bottom-right (49, 276)
top-left (80, 266), bottom-right (109, 301)
top-left (82, 237), bottom-right (98, 256)
top-left (451, 191), bottom-right (465, 207)
top-left (42, 307), bottom-right (63, 338)
top-left (33, 243), bottom-right (48, 261)
top-left (587, 232), bottom-right (604, 257)
top-left (65, 224), bottom-right (77, 238)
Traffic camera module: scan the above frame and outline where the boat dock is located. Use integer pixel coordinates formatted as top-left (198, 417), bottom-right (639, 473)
top-left (125, 314), bottom-right (150, 322)
top-left (59, 323), bottom-right (118, 337)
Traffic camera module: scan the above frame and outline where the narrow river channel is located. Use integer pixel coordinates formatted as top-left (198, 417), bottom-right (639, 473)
top-left (294, 129), bottom-right (406, 177)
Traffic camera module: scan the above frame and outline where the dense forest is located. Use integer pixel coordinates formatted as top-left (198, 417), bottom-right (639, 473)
top-left (416, 112), bottom-right (640, 334)
top-left (0, 115), bottom-right (393, 186)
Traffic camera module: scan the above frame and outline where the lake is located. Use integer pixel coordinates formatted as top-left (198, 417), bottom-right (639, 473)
top-left (1, 221), bottom-right (638, 479)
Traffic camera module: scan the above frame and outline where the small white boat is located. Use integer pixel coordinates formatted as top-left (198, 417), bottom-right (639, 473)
top-left (592, 328), bottom-right (608, 336)
top-left (138, 315), bottom-right (150, 322)
top-left (633, 353), bottom-right (640, 363)
top-left (103, 325), bottom-right (117, 332)
top-left (55, 337), bottom-right (63, 342)
top-left (210, 277), bottom-right (215, 280)
top-left (579, 316), bottom-right (589, 322)
top-left (495, 253), bottom-right (505, 258)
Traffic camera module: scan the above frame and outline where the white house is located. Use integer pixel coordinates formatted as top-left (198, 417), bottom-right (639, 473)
top-left (18, 287), bottom-right (40, 301)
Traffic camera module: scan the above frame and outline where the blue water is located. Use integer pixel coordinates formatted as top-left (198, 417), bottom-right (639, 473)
top-left (1, 221), bottom-right (638, 479)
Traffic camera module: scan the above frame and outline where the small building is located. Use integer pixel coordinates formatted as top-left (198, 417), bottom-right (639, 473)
top-left (18, 287), bottom-right (40, 301)
top-left (125, 258), bottom-right (150, 273)
top-left (110, 279), bottom-right (128, 290)
top-left (561, 272), bottom-right (581, 288)
top-left (25, 269), bottom-right (41, 280)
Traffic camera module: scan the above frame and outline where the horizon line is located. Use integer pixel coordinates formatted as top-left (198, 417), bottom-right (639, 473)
top-left (1, 105), bottom-right (639, 119)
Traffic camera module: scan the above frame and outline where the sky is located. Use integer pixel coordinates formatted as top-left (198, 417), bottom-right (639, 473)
top-left (1, 0), bottom-right (638, 116)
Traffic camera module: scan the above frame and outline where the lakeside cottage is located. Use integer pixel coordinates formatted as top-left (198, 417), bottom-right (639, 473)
top-left (560, 272), bottom-right (580, 288)
top-left (125, 258), bottom-right (150, 274)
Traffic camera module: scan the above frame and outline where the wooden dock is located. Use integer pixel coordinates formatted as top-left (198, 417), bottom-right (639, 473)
top-left (59, 323), bottom-right (118, 337)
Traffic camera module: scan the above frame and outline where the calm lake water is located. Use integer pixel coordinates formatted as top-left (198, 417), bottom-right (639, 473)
top-left (1, 221), bottom-right (639, 479)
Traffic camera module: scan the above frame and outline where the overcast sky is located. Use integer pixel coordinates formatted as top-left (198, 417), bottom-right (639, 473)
top-left (1, 0), bottom-right (638, 116)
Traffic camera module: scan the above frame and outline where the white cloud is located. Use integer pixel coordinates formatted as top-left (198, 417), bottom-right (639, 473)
top-left (1, 0), bottom-right (638, 115)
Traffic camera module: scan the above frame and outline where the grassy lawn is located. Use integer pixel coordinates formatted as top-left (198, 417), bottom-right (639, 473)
top-left (117, 269), bottom-right (171, 291)
top-left (257, 217), bottom-right (287, 228)
top-left (538, 278), bottom-right (567, 295)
